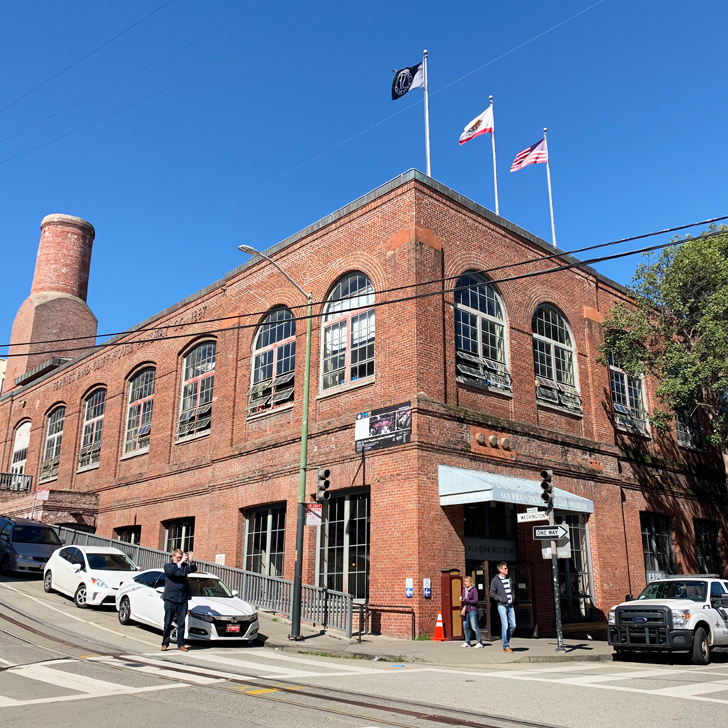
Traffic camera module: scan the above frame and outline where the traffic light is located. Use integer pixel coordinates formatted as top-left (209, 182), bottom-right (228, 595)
top-left (540, 469), bottom-right (554, 506)
top-left (315, 468), bottom-right (331, 502)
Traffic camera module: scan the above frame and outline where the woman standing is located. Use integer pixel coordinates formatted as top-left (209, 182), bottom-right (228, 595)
top-left (461, 575), bottom-right (484, 648)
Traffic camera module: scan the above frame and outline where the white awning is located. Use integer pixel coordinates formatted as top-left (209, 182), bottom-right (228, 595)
top-left (438, 465), bottom-right (593, 514)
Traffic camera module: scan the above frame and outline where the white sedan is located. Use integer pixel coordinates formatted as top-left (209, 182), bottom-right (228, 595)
top-left (44, 545), bottom-right (140, 608)
top-left (116, 569), bottom-right (259, 642)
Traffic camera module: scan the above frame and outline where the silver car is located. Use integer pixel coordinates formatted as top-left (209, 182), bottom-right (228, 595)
top-left (0, 516), bottom-right (62, 575)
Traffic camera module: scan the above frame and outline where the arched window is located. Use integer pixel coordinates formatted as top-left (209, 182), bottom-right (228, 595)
top-left (125, 368), bottom-right (155, 454)
top-left (532, 305), bottom-right (581, 412)
top-left (40, 406), bottom-right (65, 481)
top-left (177, 341), bottom-right (216, 440)
top-left (322, 272), bottom-right (375, 390)
top-left (11, 422), bottom-right (31, 475)
top-left (248, 307), bottom-right (296, 414)
top-left (78, 389), bottom-right (106, 469)
top-left (454, 271), bottom-right (511, 392)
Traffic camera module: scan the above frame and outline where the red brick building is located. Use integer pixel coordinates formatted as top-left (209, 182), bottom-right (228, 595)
top-left (1, 171), bottom-right (725, 638)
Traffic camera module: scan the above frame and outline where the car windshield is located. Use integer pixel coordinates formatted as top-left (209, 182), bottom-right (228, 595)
top-left (638, 580), bottom-right (707, 602)
top-left (12, 525), bottom-right (61, 544)
top-left (86, 553), bottom-right (138, 571)
top-left (189, 577), bottom-right (233, 598)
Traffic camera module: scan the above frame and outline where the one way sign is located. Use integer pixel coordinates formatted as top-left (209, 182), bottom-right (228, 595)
top-left (533, 525), bottom-right (569, 541)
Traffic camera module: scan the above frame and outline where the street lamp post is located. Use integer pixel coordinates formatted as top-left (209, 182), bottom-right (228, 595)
top-left (238, 245), bottom-right (312, 640)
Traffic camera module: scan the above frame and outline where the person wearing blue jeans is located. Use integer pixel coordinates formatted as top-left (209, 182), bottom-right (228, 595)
top-left (460, 576), bottom-right (483, 648)
top-left (490, 562), bottom-right (516, 652)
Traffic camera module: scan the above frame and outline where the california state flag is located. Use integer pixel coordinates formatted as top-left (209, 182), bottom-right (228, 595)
top-left (459, 106), bottom-right (494, 145)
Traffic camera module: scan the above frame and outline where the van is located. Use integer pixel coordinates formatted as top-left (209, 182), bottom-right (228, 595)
top-left (0, 516), bottom-right (63, 575)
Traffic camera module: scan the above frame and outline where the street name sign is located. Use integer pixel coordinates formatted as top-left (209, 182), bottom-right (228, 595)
top-left (517, 511), bottom-right (549, 524)
top-left (533, 525), bottom-right (569, 541)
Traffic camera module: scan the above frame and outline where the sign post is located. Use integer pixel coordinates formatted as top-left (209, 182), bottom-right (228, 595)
top-left (547, 509), bottom-right (565, 653)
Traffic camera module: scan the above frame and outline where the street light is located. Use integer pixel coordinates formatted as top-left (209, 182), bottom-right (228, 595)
top-left (238, 244), bottom-right (312, 640)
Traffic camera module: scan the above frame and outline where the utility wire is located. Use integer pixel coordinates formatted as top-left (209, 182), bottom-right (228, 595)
top-left (0, 0), bottom-right (348, 168)
top-left (1, 220), bottom-right (724, 351)
top-left (0, 0), bottom-right (275, 146)
top-left (2, 230), bottom-right (718, 358)
top-left (0, 0), bottom-right (176, 115)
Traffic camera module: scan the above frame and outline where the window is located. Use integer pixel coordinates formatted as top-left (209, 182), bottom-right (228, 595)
top-left (115, 525), bottom-right (141, 545)
top-left (164, 518), bottom-right (194, 552)
top-left (318, 490), bottom-right (370, 599)
top-left (125, 368), bottom-right (155, 454)
top-left (676, 409), bottom-right (706, 451)
top-left (248, 308), bottom-right (296, 414)
top-left (641, 512), bottom-right (674, 579)
top-left (532, 305), bottom-right (581, 413)
top-left (40, 406), bottom-right (65, 481)
top-left (464, 502), bottom-right (516, 540)
top-left (78, 389), bottom-right (105, 469)
top-left (11, 421), bottom-right (31, 476)
top-left (454, 272), bottom-right (511, 392)
top-left (608, 356), bottom-right (649, 436)
top-left (245, 505), bottom-right (286, 577)
top-left (556, 513), bottom-right (595, 623)
top-left (133, 571), bottom-right (159, 586)
top-left (694, 519), bottom-right (720, 575)
top-left (322, 273), bottom-right (375, 390)
top-left (177, 342), bottom-right (216, 440)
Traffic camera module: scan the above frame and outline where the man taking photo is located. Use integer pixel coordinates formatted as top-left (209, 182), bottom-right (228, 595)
top-left (161, 548), bottom-right (197, 652)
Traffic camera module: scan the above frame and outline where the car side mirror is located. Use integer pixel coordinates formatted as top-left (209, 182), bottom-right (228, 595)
top-left (73, 563), bottom-right (82, 571)
top-left (625, 594), bottom-right (633, 602)
top-left (232, 590), bottom-right (239, 597)
top-left (60, 539), bottom-right (66, 545)
top-left (155, 586), bottom-right (164, 594)
top-left (712, 596), bottom-right (728, 608)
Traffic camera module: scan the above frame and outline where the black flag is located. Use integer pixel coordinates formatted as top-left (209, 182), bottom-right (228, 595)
top-left (391, 62), bottom-right (425, 100)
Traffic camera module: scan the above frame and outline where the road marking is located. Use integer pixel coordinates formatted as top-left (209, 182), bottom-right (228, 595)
top-left (116, 655), bottom-right (258, 681)
top-left (241, 647), bottom-right (384, 673)
top-left (0, 583), bottom-right (87, 622)
top-left (649, 679), bottom-right (728, 698)
top-left (10, 664), bottom-right (141, 695)
top-left (149, 652), bottom-right (314, 677)
top-left (0, 683), bottom-right (184, 708)
top-left (0, 658), bottom-right (12, 665)
top-left (0, 582), bottom-right (157, 646)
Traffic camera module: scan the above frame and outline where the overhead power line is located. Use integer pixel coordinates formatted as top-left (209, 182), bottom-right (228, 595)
top-left (3, 229), bottom-right (722, 359)
top-left (0, 0), bottom-right (176, 115)
top-left (1, 219), bottom-right (724, 351)
top-left (0, 0), bottom-right (275, 146)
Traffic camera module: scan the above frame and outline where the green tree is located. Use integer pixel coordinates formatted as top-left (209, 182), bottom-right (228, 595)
top-left (597, 226), bottom-right (728, 447)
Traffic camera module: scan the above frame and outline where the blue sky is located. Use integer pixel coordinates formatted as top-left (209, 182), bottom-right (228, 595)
top-left (1, 0), bottom-right (726, 348)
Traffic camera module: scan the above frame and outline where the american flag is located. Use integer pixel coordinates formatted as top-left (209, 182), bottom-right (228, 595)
top-left (510, 139), bottom-right (548, 172)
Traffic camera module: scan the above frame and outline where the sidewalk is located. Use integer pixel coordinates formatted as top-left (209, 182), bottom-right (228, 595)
top-left (255, 613), bottom-right (614, 666)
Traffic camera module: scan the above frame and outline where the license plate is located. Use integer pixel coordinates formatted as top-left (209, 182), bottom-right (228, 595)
top-left (226, 624), bottom-right (241, 633)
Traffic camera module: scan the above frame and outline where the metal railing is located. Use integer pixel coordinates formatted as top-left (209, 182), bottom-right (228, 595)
top-left (0, 472), bottom-right (33, 492)
top-left (57, 527), bottom-right (354, 637)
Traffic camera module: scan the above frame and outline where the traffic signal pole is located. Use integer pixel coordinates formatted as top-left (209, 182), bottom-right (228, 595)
top-left (540, 469), bottom-right (565, 653)
top-left (548, 507), bottom-right (566, 653)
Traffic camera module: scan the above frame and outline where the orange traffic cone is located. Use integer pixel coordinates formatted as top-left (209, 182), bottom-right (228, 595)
top-left (432, 611), bottom-right (447, 641)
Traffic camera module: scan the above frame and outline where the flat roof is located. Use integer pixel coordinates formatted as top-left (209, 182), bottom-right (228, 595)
top-left (2, 169), bottom-right (630, 399)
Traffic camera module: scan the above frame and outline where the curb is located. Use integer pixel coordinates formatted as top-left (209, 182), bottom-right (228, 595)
top-left (259, 639), bottom-right (614, 666)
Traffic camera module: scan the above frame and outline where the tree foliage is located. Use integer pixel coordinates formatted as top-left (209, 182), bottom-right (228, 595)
top-left (597, 226), bottom-right (728, 446)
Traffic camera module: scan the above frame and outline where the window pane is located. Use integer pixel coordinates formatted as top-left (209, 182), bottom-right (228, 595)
top-left (322, 320), bottom-right (347, 389)
top-left (533, 339), bottom-right (553, 381)
top-left (324, 273), bottom-right (374, 320)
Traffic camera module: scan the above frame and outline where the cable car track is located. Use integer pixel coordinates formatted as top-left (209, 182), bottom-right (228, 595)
top-left (0, 600), bottom-right (561, 728)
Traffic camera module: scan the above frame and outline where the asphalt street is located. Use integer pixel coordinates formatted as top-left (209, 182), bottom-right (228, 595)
top-left (1, 573), bottom-right (728, 728)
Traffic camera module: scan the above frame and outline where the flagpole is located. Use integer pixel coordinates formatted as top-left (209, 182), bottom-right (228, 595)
top-left (543, 127), bottom-right (556, 247)
top-left (489, 95), bottom-right (499, 216)
top-left (423, 49), bottom-right (431, 177)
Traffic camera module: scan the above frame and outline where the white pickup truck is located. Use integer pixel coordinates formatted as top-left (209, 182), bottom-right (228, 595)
top-left (607, 575), bottom-right (728, 664)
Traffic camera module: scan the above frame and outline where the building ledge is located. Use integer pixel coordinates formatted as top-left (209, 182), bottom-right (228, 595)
top-left (14, 357), bottom-right (72, 387)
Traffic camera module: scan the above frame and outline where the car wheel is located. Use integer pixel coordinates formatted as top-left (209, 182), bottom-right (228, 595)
top-left (74, 584), bottom-right (88, 609)
top-left (0, 556), bottom-right (10, 577)
top-left (691, 626), bottom-right (710, 665)
top-left (43, 571), bottom-right (54, 593)
top-left (118, 597), bottom-right (132, 625)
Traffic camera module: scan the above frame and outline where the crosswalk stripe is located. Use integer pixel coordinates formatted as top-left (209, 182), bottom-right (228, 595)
top-left (649, 680), bottom-right (728, 698)
top-left (10, 664), bottom-right (134, 695)
top-left (163, 653), bottom-right (313, 677)
top-left (126, 655), bottom-right (258, 681)
top-left (241, 648), bottom-right (384, 673)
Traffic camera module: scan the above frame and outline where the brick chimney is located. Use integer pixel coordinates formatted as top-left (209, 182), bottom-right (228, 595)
top-left (3, 214), bottom-right (97, 393)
